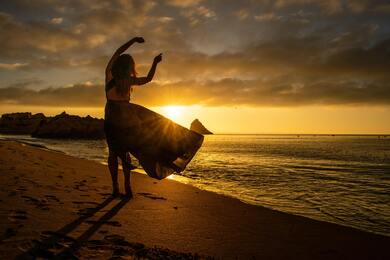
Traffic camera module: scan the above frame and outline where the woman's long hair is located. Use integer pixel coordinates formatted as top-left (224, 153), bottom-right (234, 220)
top-left (111, 54), bottom-right (137, 95)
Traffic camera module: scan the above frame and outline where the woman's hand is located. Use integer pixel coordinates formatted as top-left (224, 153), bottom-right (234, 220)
top-left (137, 53), bottom-right (162, 85)
top-left (133, 37), bottom-right (145, 43)
top-left (154, 53), bottom-right (163, 63)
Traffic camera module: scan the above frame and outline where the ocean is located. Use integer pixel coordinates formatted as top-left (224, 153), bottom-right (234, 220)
top-left (1, 134), bottom-right (389, 237)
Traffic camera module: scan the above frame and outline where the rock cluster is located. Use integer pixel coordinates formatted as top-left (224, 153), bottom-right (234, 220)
top-left (0, 112), bottom-right (45, 135)
top-left (1, 112), bottom-right (212, 139)
top-left (32, 112), bottom-right (105, 139)
top-left (0, 112), bottom-right (104, 139)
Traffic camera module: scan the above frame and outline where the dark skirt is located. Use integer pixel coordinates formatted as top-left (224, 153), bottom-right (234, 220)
top-left (104, 100), bottom-right (204, 180)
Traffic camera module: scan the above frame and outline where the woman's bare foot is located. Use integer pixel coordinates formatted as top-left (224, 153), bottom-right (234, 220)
top-left (124, 186), bottom-right (133, 199)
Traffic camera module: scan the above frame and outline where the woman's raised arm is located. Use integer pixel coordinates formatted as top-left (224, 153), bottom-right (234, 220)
top-left (105, 37), bottom-right (144, 83)
top-left (133, 53), bottom-right (162, 85)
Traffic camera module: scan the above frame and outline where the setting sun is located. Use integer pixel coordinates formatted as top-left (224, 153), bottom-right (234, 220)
top-left (161, 105), bottom-right (184, 122)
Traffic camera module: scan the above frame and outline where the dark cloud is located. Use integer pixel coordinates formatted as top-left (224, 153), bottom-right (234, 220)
top-left (3, 78), bottom-right (44, 89)
top-left (1, 75), bottom-right (389, 107)
top-left (0, 83), bottom-right (105, 107)
top-left (0, 0), bottom-right (390, 107)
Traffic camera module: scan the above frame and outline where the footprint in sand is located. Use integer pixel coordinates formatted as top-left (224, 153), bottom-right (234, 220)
top-left (44, 195), bottom-right (60, 202)
top-left (3, 210), bottom-right (28, 241)
top-left (22, 195), bottom-right (50, 210)
top-left (103, 234), bottom-right (145, 250)
top-left (16, 187), bottom-right (28, 192)
top-left (36, 230), bottom-right (77, 256)
top-left (79, 235), bottom-right (145, 258)
top-left (8, 210), bottom-right (28, 222)
top-left (86, 220), bottom-right (122, 227)
top-left (8, 191), bottom-right (17, 197)
top-left (137, 192), bottom-right (167, 200)
top-left (72, 201), bottom-right (99, 206)
top-left (1, 228), bottom-right (18, 240)
top-left (73, 180), bottom-right (88, 191)
top-left (40, 230), bottom-right (76, 243)
top-left (75, 207), bottom-right (97, 217)
top-left (98, 192), bottom-right (112, 197)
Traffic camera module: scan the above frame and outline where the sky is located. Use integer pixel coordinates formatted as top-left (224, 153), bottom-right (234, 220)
top-left (0, 0), bottom-right (390, 134)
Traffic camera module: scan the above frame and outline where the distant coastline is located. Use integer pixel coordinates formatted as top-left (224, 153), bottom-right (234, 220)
top-left (0, 112), bottom-right (213, 139)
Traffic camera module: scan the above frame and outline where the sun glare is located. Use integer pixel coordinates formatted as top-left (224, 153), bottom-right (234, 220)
top-left (162, 106), bottom-right (184, 122)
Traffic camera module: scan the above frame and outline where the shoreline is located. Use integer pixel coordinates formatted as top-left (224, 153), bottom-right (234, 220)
top-left (2, 137), bottom-right (390, 238)
top-left (5, 137), bottom-right (389, 238)
top-left (0, 140), bottom-right (389, 259)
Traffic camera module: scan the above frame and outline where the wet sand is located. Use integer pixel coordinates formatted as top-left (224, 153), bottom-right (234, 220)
top-left (0, 140), bottom-right (389, 259)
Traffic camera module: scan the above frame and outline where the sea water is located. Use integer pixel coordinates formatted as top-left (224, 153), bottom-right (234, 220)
top-left (1, 134), bottom-right (389, 236)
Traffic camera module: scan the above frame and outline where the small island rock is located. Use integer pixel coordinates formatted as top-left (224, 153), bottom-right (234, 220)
top-left (190, 119), bottom-right (213, 135)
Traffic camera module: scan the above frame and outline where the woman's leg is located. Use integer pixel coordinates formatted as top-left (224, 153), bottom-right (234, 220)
top-left (119, 152), bottom-right (133, 198)
top-left (108, 149), bottom-right (119, 196)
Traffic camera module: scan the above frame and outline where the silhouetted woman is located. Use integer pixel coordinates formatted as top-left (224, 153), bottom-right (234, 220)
top-left (104, 37), bottom-right (203, 198)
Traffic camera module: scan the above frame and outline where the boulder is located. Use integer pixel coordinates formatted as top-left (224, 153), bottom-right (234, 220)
top-left (190, 119), bottom-right (213, 135)
top-left (0, 112), bottom-right (46, 134)
top-left (32, 112), bottom-right (105, 139)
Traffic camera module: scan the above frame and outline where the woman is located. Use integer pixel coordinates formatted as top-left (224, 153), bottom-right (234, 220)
top-left (104, 37), bottom-right (203, 198)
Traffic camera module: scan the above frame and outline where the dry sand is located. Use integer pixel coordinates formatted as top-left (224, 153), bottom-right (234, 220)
top-left (0, 140), bottom-right (389, 259)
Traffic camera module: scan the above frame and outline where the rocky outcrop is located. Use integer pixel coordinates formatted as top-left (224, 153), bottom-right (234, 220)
top-left (32, 112), bottom-right (105, 139)
top-left (0, 112), bottom-right (45, 134)
top-left (190, 119), bottom-right (213, 135)
top-left (1, 112), bottom-right (212, 139)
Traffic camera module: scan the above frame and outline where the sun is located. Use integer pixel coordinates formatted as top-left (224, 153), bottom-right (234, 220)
top-left (162, 105), bottom-right (184, 122)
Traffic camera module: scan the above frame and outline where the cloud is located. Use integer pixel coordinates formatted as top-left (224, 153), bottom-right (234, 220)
top-left (1, 32), bottom-right (389, 107)
top-left (0, 12), bottom-right (79, 58)
top-left (3, 78), bottom-right (44, 89)
top-left (233, 9), bottom-right (250, 20)
top-left (165, 0), bottom-right (204, 8)
top-left (274, 0), bottom-right (343, 14)
top-left (254, 12), bottom-right (282, 22)
top-left (1, 0), bottom-right (390, 108)
top-left (180, 5), bottom-right (216, 26)
top-left (50, 17), bottom-right (63, 24)
top-left (1, 74), bottom-right (389, 108)
top-left (372, 3), bottom-right (390, 13)
top-left (0, 82), bottom-right (105, 107)
top-left (0, 62), bottom-right (27, 70)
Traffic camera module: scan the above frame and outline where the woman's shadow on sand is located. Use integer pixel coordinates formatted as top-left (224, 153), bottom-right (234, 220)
top-left (16, 196), bottom-right (132, 259)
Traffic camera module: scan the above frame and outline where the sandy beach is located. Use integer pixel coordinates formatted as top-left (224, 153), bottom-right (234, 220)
top-left (0, 140), bottom-right (389, 259)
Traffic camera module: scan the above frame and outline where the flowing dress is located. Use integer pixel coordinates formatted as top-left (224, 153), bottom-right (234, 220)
top-left (104, 85), bottom-right (204, 180)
